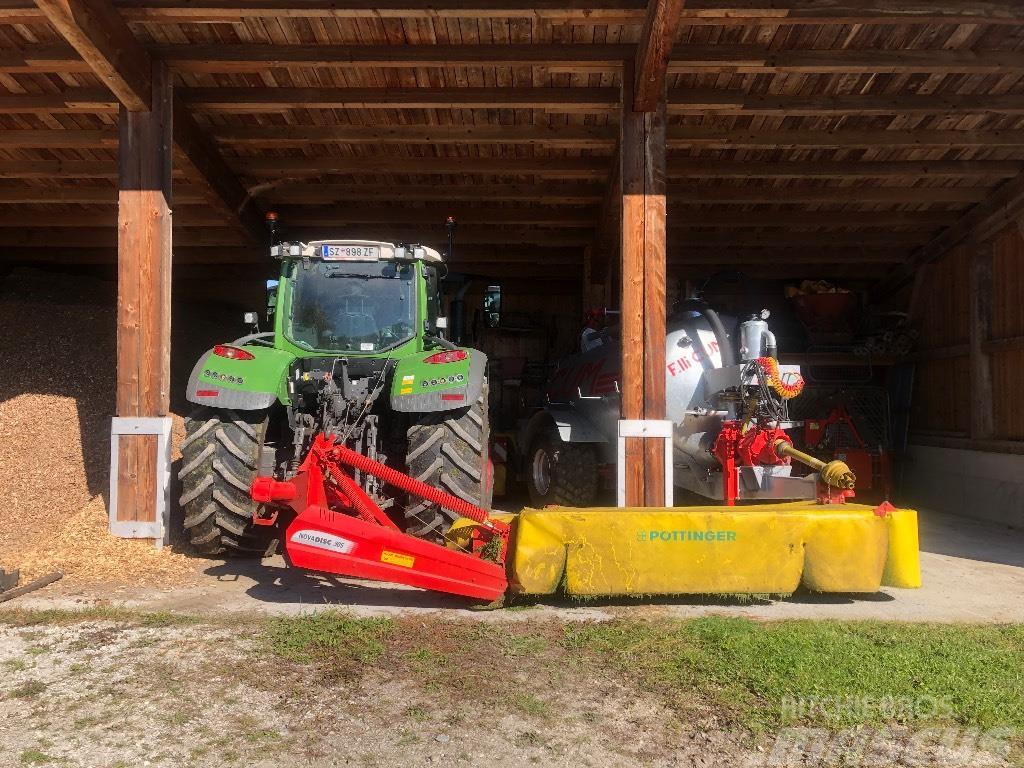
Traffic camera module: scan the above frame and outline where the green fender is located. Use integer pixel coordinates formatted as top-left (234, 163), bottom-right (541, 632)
top-left (185, 344), bottom-right (295, 410)
top-left (390, 348), bottom-right (487, 412)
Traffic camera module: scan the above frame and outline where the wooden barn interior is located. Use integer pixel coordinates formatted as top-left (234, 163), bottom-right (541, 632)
top-left (0, 0), bottom-right (1023, 522)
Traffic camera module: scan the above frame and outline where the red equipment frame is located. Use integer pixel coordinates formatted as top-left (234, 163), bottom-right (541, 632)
top-left (251, 434), bottom-right (509, 601)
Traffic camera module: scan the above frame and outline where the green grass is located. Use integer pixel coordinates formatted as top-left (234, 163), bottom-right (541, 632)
top-left (264, 612), bottom-right (393, 665)
top-left (562, 617), bottom-right (1024, 731)
top-left (18, 750), bottom-right (53, 766)
top-left (0, 607), bottom-right (202, 628)
top-left (8, 679), bottom-right (46, 699)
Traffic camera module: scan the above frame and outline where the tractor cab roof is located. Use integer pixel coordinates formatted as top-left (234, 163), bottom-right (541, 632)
top-left (270, 240), bottom-right (443, 263)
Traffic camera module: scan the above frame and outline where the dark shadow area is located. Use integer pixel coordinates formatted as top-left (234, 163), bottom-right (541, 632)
top-left (202, 559), bottom-right (477, 610)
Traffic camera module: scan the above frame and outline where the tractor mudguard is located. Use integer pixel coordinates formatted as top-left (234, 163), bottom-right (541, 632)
top-left (523, 407), bottom-right (608, 449)
top-left (390, 348), bottom-right (487, 412)
top-left (185, 345), bottom-right (295, 410)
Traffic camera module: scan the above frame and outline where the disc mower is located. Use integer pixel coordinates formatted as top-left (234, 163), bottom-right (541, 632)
top-left (178, 218), bottom-right (920, 603)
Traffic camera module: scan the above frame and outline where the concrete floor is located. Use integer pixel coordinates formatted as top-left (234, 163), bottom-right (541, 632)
top-left (16, 509), bottom-right (1024, 623)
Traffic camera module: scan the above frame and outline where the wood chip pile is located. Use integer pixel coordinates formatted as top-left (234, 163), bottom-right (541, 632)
top-left (0, 268), bottom-right (200, 586)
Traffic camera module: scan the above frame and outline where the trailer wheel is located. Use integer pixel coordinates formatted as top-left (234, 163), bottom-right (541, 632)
top-left (177, 406), bottom-right (274, 557)
top-left (404, 382), bottom-right (491, 541)
top-left (527, 430), bottom-right (599, 508)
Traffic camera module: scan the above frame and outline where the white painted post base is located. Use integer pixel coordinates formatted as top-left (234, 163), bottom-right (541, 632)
top-left (616, 419), bottom-right (674, 508)
top-left (108, 416), bottom-right (172, 549)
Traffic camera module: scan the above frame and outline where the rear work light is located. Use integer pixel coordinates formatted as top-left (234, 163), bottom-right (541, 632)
top-left (424, 350), bottom-right (467, 365)
top-left (213, 344), bottom-right (255, 361)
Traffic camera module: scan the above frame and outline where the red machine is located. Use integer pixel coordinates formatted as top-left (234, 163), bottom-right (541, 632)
top-left (713, 420), bottom-right (857, 507)
top-left (802, 406), bottom-right (893, 502)
top-left (250, 433), bottom-right (510, 601)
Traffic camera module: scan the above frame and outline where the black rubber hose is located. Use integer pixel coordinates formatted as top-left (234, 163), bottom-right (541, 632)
top-left (676, 298), bottom-right (736, 367)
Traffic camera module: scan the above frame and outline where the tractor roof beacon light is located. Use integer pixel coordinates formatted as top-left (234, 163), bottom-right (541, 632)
top-left (266, 211), bottom-right (280, 248)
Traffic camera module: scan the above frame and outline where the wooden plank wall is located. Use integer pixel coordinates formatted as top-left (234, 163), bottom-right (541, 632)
top-left (911, 224), bottom-right (1024, 445)
top-left (991, 225), bottom-right (1024, 441)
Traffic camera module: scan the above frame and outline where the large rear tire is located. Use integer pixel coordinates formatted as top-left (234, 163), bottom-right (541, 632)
top-left (404, 382), bottom-right (491, 541)
top-left (177, 406), bottom-right (274, 557)
top-left (527, 430), bottom-right (599, 508)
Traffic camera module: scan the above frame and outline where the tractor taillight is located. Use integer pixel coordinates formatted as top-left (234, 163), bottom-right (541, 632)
top-left (424, 350), bottom-right (467, 364)
top-left (213, 344), bottom-right (255, 361)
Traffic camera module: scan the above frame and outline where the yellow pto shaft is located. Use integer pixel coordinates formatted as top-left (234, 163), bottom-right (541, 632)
top-left (773, 440), bottom-right (856, 490)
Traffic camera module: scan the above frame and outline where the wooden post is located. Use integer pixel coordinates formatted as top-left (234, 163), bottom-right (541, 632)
top-left (115, 61), bottom-right (173, 531)
top-left (620, 61), bottom-right (668, 506)
top-left (969, 239), bottom-right (995, 440)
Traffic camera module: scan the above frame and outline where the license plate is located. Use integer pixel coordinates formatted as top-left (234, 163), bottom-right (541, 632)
top-left (321, 244), bottom-right (380, 260)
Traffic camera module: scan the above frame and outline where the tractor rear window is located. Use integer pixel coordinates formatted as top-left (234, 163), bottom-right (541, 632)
top-left (285, 261), bottom-right (416, 353)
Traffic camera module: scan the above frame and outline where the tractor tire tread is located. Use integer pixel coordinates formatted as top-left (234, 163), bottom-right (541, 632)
top-left (403, 381), bottom-right (490, 541)
top-left (179, 406), bottom-right (272, 557)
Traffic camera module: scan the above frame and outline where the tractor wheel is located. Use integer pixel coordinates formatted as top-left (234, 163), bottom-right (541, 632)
top-left (177, 406), bottom-right (274, 557)
top-left (404, 382), bottom-right (491, 541)
top-left (527, 430), bottom-right (599, 508)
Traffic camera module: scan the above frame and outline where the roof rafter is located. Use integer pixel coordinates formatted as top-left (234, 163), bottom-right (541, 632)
top-left (30, 0), bottom-right (265, 242)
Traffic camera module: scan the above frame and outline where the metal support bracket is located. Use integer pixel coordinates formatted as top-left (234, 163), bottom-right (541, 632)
top-left (108, 416), bottom-right (172, 549)
top-left (616, 419), bottom-right (674, 508)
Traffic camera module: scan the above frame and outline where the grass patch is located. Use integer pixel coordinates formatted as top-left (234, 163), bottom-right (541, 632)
top-left (264, 612), bottom-right (393, 666)
top-left (0, 607), bottom-right (202, 628)
top-left (18, 750), bottom-right (53, 766)
top-left (562, 617), bottom-right (1024, 731)
top-left (8, 679), bottom-right (46, 699)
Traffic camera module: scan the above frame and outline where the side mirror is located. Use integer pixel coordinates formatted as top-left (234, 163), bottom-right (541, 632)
top-left (265, 279), bottom-right (279, 319)
top-left (435, 316), bottom-right (449, 330)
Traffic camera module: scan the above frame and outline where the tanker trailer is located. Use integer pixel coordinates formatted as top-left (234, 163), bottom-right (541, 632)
top-left (521, 300), bottom-right (855, 507)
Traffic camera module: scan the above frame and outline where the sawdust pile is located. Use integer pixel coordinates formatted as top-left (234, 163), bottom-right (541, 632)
top-left (0, 268), bottom-right (199, 586)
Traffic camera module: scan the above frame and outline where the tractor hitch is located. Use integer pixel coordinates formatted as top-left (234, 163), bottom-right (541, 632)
top-left (250, 433), bottom-right (509, 601)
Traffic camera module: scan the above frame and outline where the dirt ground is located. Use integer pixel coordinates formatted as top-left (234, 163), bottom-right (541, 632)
top-left (0, 613), bottom-right (1017, 768)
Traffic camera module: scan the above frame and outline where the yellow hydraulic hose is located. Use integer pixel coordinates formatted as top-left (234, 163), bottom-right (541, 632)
top-left (774, 440), bottom-right (856, 490)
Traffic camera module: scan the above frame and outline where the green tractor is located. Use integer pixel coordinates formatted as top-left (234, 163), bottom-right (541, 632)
top-left (178, 225), bottom-right (490, 556)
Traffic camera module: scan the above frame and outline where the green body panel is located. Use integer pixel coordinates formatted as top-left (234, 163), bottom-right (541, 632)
top-left (185, 252), bottom-right (486, 413)
top-left (186, 344), bottom-right (295, 408)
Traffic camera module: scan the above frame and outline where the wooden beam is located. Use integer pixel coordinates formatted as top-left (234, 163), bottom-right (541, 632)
top-left (678, 1), bottom-right (1024, 25)
top-left (0, 44), bottom-right (90, 73)
top-left (0, 206), bottom-right (229, 226)
top-left (910, 170), bottom-right (1024, 266)
top-left (213, 123), bottom-right (617, 148)
top-left (114, 0), bottom-right (650, 22)
top-left (969, 239), bottom-right (996, 440)
top-left (667, 160), bottom-right (1023, 179)
top-left (0, 129), bottom-right (118, 148)
top-left (172, 102), bottom-right (271, 242)
top-left (0, 89), bottom-right (117, 112)
top-left (114, 60), bottom-right (171, 534)
top-left (231, 156), bottom-right (611, 178)
top-left (159, 43), bottom-right (632, 71)
top-left (181, 87), bottom-right (620, 112)
top-left (669, 247), bottom-right (906, 264)
top-left (667, 127), bottom-right (1024, 149)
top-left (282, 226), bottom-right (590, 246)
top-left (668, 210), bottom-right (953, 228)
top-left (259, 183), bottom-right (605, 204)
top-left (667, 184), bottom-right (988, 204)
top-left (620, 61), bottom-right (667, 506)
top-left (275, 204), bottom-right (598, 227)
top-left (0, 185), bottom-right (207, 204)
top-left (633, 0), bottom-right (685, 111)
top-left (32, 0), bottom-right (153, 111)
top-left (5, 0), bottom-right (1024, 25)
top-left (28, 0), bottom-right (264, 241)
top-left (665, 46), bottom-right (1024, 75)
top-left (667, 90), bottom-right (1024, 116)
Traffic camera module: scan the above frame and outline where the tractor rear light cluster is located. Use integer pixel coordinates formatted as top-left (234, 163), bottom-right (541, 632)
top-left (213, 344), bottom-right (255, 361)
top-left (423, 350), bottom-right (467, 364)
